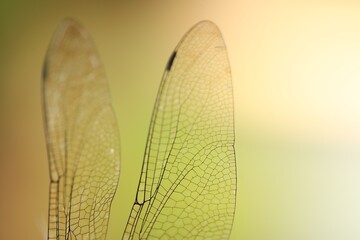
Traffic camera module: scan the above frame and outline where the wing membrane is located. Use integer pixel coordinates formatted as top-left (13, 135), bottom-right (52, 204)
top-left (123, 21), bottom-right (236, 240)
top-left (43, 19), bottom-right (120, 240)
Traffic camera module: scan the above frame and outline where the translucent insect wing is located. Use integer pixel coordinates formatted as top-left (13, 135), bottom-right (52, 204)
top-left (123, 21), bottom-right (236, 240)
top-left (43, 19), bottom-right (120, 240)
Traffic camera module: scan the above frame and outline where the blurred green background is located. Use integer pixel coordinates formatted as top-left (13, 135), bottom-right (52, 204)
top-left (1, 0), bottom-right (360, 239)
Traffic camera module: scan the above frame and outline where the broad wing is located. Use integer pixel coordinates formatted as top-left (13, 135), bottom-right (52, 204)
top-left (43, 19), bottom-right (120, 240)
top-left (123, 21), bottom-right (236, 240)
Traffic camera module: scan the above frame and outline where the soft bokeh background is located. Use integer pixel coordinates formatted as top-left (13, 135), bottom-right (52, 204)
top-left (1, 0), bottom-right (360, 239)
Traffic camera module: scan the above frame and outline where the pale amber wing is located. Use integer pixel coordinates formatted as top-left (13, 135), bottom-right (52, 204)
top-left (123, 21), bottom-right (236, 240)
top-left (43, 19), bottom-right (120, 240)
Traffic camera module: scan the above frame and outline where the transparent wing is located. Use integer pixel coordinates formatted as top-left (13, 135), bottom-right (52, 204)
top-left (123, 21), bottom-right (236, 240)
top-left (43, 19), bottom-right (120, 240)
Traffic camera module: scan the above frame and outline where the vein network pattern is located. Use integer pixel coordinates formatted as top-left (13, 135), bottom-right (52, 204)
top-left (43, 19), bottom-right (235, 240)
top-left (123, 21), bottom-right (237, 240)
top-left (43, 19), bottom-right (120, 240)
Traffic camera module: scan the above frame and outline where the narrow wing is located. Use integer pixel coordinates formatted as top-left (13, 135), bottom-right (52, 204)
top-left (123, 21), bottom-right (236, 240)
top-left (43, 19), bottom-right (120, 240)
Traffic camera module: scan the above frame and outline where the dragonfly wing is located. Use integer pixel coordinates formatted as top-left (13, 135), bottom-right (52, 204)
top-left (43, 19), bottom-right (120, 240)
top-left (123, 21), bottom-right (236, 240)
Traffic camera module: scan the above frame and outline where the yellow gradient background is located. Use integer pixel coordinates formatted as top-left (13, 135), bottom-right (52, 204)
top-left (1, 0), bottom-right (360, 239)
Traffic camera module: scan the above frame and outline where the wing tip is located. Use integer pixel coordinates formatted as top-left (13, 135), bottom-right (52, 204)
top-left (43, 18), bottom-right (79, 81)
top-left (43, 17), bottom-right (95, 81)
top-left (45, 17), bottom-right (90, 55)
top-left (192, 20), bottom-right (221, 32)
top-left (179, 20), bottom-right (223, 46)
top-left (173, 20), bottom-right (224, 53)
top-left (53, 17), bottom-right (88, 44)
